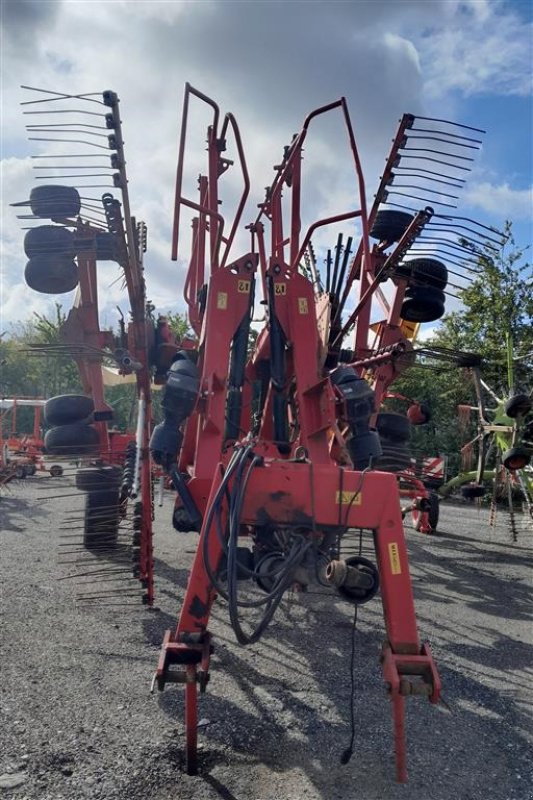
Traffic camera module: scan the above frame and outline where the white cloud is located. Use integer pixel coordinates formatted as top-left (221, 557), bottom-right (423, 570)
top-left (419, 2), bottom-right (533, 98)
top-left (0, 0), bottom-right (530, 333)
top-left (464, 182), bottom-right (533, 220)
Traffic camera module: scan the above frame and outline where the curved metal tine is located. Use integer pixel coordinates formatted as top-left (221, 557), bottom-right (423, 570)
top-left (398, 153), bottom-right (471, 172)
top-left (393, 164), bottom-right (467, 184)
top-left (401, 146), bottom-right (474, 163)
top-left (392, 170), bottom-right (465, 188)
top-left (409, 126), bottom-right (483, 145)
top-left (28, 137), bottom-right (110, 149)
top-left (20, 85), bottom-right (104, 106)
top-left (27, 128), bottom-right (108, 138)
top-left (414, 235), bottom-right (484, 257)
top-left (32, 153), bottom-right (107, 158)
top-left (432, 213), bottom-right (507, 242)
top-left (26, 122), bottom-right (107, 130)
top-left (23, 109), bottom-right (104, 117)
top-left (389, 182), bottom-right (460, 201)
top-left (426, 224), bottom-right (501, 250)
top-left (413, 239), bottom-right (484, 265)
top-left (35, 173), bottom-right (113, 180)
top-left (402, 249), bottom-right (482, 273)
top-left (412, 114), bottom-right (486, 134)
top-left (405, 134), bottom-right (480, 151)
top-left (385, 190), bottom-right (457, 208)
top-left (34, 165), bottom-right (113, 170)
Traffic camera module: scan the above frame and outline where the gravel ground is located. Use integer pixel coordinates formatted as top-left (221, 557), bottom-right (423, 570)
top-left (1, 471), bottom-right (532, 800)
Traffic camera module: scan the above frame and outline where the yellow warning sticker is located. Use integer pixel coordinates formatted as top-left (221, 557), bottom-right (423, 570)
top-left (298, 297), bottom-right (309, 314)
top-left (237, 280), bottom-right (251, 294)
top-left (274, 282), bottom-right (286, 295)
top-left (388, 542), bottom-right (402, 575)
top-left (217, 292), bottom-right (228, 310)
top-left (335, 490), bottom-right (362, 506)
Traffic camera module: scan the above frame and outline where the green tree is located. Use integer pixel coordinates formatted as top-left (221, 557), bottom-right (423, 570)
top-left (392, 221), bottom-right (531, 472)
top-left (165, 311), bottom-right (192, 341)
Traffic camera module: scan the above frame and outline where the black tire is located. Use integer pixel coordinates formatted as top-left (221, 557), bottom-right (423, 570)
top-left (376, 412), bottom-right (411, 442)
top-left (26, 464), bottom-right (37, 476)
top-left (95, 232), bottom-right (119, 261)
top-left (76, 465), bottom-right (123, 492)
top-left (396, 258), bottom-right (448, 290)
top-left (375, 439), bottom-right (411, 472)
top-left (370, 210), bottom-right (414, 243)
top-left (44, 423), bottom-right (99, 456)
top-left (504, 394), bottom-right (531, 419)
top-left (84, 489), bottom-right (120, 550)
top-left (24, 225), bottom-right (75, 259)
top-left (25, 255), bottom-right (79, 294)
top-left (461, 484), bottom-right (486, 498)
top-left (502, 446), bottom-right (531, 471)
top-left (44, 394), bottom-right (94, 427)
top-left (14, 466), bottom-right (27, 479)
top-left (29, 185), bottom-right (81, 219)
top-left (49, 464), bottom-right (63, 477)
top-left (401, 287), bottom-right (445, 323)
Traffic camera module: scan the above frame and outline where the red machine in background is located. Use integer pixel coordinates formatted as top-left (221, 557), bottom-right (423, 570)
top-left (12, 87), bottom-right (187, 604)
top-left (0, 397), bottom-right (47, 480)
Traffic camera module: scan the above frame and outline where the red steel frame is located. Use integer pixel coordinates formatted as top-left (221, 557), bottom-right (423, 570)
top-left (155, 86), bottom-right (441, 783)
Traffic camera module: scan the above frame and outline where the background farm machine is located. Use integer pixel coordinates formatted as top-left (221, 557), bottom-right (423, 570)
top-left (13, 84), bottom-right (505, 782)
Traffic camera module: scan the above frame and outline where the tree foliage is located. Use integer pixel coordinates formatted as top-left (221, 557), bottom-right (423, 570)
top-left (392, 221), bottom-right (531, 471)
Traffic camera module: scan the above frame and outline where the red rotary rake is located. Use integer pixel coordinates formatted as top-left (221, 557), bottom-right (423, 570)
top-left (13, 83), bottom-right (505, 781)
top-left (149, 85), bottom-right (503, 781)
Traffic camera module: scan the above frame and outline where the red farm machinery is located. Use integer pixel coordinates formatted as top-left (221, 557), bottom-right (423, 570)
top-left (13, 83), bottom-right (505, 782)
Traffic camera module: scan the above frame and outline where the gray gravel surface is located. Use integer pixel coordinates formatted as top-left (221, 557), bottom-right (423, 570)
top-left (1, 472), bottom-right (532, 800)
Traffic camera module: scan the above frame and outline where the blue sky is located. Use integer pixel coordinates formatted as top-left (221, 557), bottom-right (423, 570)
top-left (1, 0), bottom-right (531, 331)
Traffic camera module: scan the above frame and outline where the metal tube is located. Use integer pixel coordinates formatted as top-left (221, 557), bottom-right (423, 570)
top-left (131, 390), bottom-right (145, 498)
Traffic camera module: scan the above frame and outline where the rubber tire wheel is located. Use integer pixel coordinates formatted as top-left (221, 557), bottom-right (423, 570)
top-left (44, 394), bottom-right (94, 427)
top-left (25, 256), bottom-right (79, 294)
top-left (14, 466), bottom-right (27, 479)
top-left (396, 258), bottom-right (448, 290)
top-left (29, 185), bottom-right (81, 219)
top-left (375, 440), bottom-right (412, 472)
top-left (83, 489), bottom-right (120, 550)
top-left (370, 210), bottom-right (414, 243)
top-left (95, 232), bottom-right (119, 261)
top-left (376, 412), bottom-right (411, 442)
top-left (401, 287), bottom-right (445, 323)
top-left (504, 394), bottom-right (531, 419)
top-left (462, 484), bottom-right (486, 499)
top-left (415, 491), bottom-right (439, 532)
top-left (76, 465), bottom-right (123, 492)
top-left (26, 464), bottom-right (37, 476)
top-left (24, 225), bottom-right (75, 259)
top-left (502, 446), bottom-right (531, 471)
top-left (44, 423), bottom-right (99, 456)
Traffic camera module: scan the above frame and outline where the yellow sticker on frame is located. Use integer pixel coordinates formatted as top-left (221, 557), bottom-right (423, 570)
top-left (335, 490), bottom-right (362, 506)
top-left (274, 283), bottom-right (286, 295)
top-left (388, 542), bottom-right (402, 575)
top-left (217, 292), bottom-right (228, 310)
top-left (298, 297), bottom-right (309, 314)
top-left (237, 280), bottom-right (251, 294)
